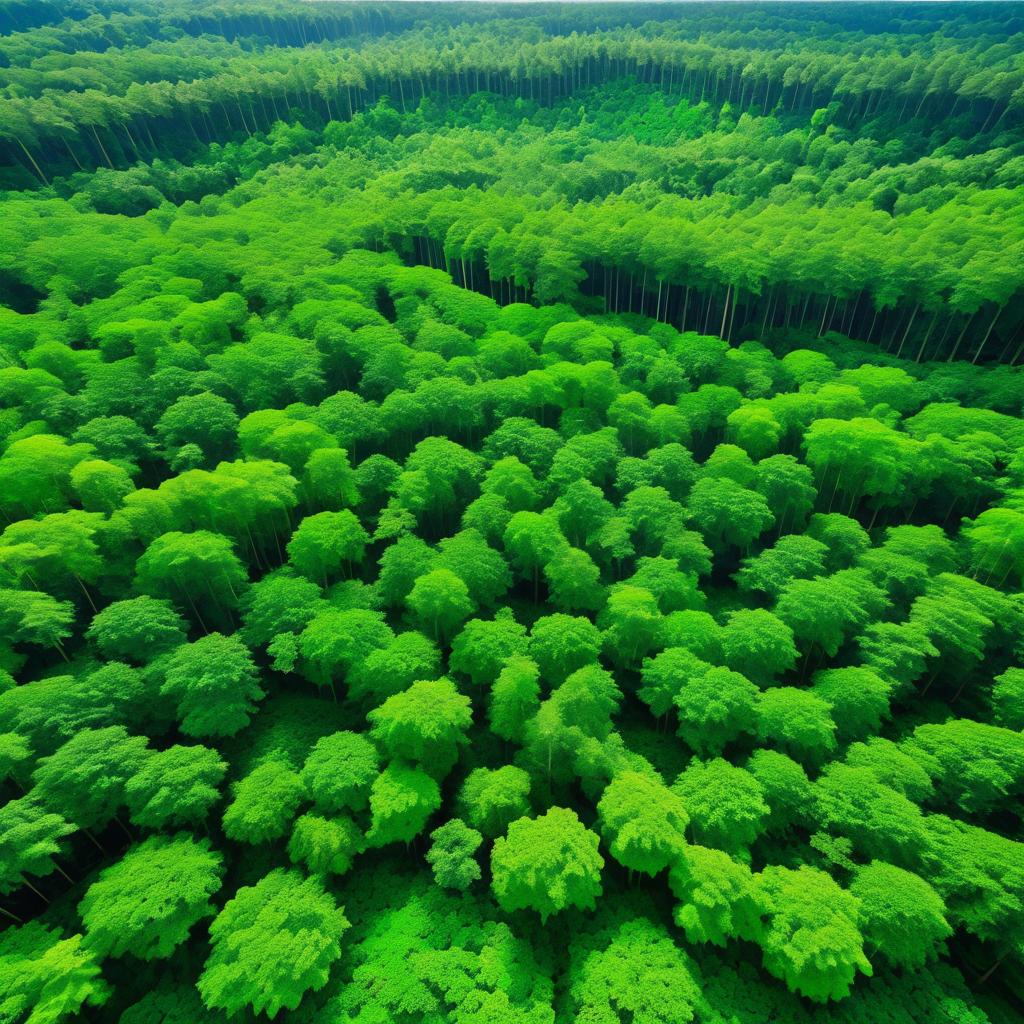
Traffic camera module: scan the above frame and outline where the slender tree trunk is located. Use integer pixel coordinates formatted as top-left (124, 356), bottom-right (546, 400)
top-left (971, 306), bottom-right (1003, 364)
top-left (23, 878), bottom-right (49, 904)
top-left (947, 311), bottom-right (976, 362)
top-left (894, 302), bottom-right (919, 358)
top-left (915, 309), bottom-right (940, 362)
top-left (62, 135), bottom-right (85, 171)
top-left (14, 135), bottom-right (48, 185)
top-left (817, 295), bottom-right (831, 336)
top-left (978, 953), bottom-right (1007, 985)
top-left (90, 125), bottom-right (114, 168)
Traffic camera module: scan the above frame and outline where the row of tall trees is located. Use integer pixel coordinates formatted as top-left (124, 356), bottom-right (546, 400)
top-left (5, 78), bottom-right (1018, 362)
top-left (3, 6), bottom-right (1023, 184)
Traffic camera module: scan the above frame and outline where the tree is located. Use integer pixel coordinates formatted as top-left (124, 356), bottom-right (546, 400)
top-left (674, 666), bottom-right (759, 756)
top-left (851, 861), bottom-right (951, 969)
top-left (529, 613), bottom-right (603, 684)
top-left (0, 797), bottom-right (75, 900)
top-left (79, 834), bottom-right (223, 960)
top-left (156, 393), bottom-right (239, 467)
top-left (298, 608), bottom-right (393, 696)
top-left (745, 749), bottom-right (813, 834)
top-left (993, 667), bottom-right (1024, 730)
top-left (70, 458), bottom-right (134, 513)
top-left (367, 677), bottom-right (472, 778)
top-left (735, 535), bottom-right (829, 598)
top-left (0, 665), bottom-right (146, 757)
top-left (637, 646), bottom-right (710, 720)
top-left (668, 845), bottom-right (761, 947)
top-left (135, 530), bottom-right (247, 629)
top-left (880, 524), bottom-right (956, 574)
top-left (489, 655), bottom-right (541, 744)
top-left (436, 529), bottom-right (511, 608)
top-left (287, 510), bottom-right (369, 585)
top-left (0, 923), bottom-right (109, 1024)
top-left (457, 765), bottom-right (532, 839)
top-left (365, 762), bottom-right (441, 848)
top-left (482, 456), bottom-right (540, 511)
top-left (161, 632), bottom-right (264, 739)
top-left (624, 557), bottom-right (704, 613)
top-left (491, 808), bottom-right (603, 921)
top-left (406, 569), bottom-right (475, 643)
top-left (552, 478), bottom-right (615, 546)
top-left (775, 569), bottom-right (885, 659)
top-left (811, 667), bottom-right (891, 742)
top-left (843, 737), bottom-right (934, 802)
top-left (903, 719), bottom-right (1024, 815)
top-left (32, 726), bottom-right (149, 830)
top-left (73, 415), bottom-right (153, 473)
top-left (301, 731), bottom-right (379, 813)
top-left (0, 732), bottom-right (31, 786)
top-left (807, 514), bottom-right (871, 571)
top-left (544, 546), bottom-right (604, 612)
top-left (449, 609), bottom-right (529, 687)
top-left (376, 534), bottom-right (436, 608)
top-left (962, 506), bottom-right (1024, 587)
top-left (727, 404), bottom-right (781, 460)
top-left (804, 417), bottom-right (917, 514)
top-left (673, 758), bottom-right (769, 854)
top-left (125, 745), bottom-right (226, 830)
top-left (503, 510), bottom-right (567, 591)
top-left (222, 760), bottom-right (306, 845)
top-left (687, 476), bottom-right (774, 550)
top-left (813, 763), bottom-right (928, 865)
top-left (837, 365), bottom-right (920, 414)
top-left (397, 436), bottom-right (482, 527)
top-left (567, 918), bottom-right (702, 1024)
top-left (622, 485), bottom-right (686, 552)
top-left (551, 664), bottom-right (622, 740)
top-left (662, 529), bottom-right (713, 578)
top-left (598, 585), bottom-right (662, 667)
top-left (348, 631), bottom-right (442, 706)
top-left (702, 443), bottom-right (756, 486)
top-left (756, 687), bottom-right (837, 765)
top-left (753, 865), bottom-right (872, 1003)
top-left (720, 609), bottom-right (797, 684)
top-left (1, 510), bottom-right (103, 602)
top-left (86, 596), bottom-right (186, 664)
top-left (288, 813), bottom-right (363, 876)
top-left (857, 620), bottom-right (937, 691)
top-left (240, 571), bottom-right (324, 650)
top-left (198, 868), bottom-right (350, 1019)
top-left (598, 770), bottom-right (688, 877)
top-left (0, 435), bottom-right (93, 520)
top-left (0, 588), bottom-right (74, 661)
top-left (918, 813), bottom-right (1024, 952)
top-left (754, 455), bottom-right (817, 533)
top-left (300, 447), bottom-right (359, 511)
top-left (426, 819), bottom-right (482, 890)
top-left (212, 334), bottom-right (326, 412)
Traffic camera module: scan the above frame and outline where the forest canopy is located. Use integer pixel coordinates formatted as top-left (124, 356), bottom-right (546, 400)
top-left (0, 2), bottom-right (1022, 1023)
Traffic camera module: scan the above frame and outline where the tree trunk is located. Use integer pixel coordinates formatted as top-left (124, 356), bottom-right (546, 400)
top-left (971, 306), bottom-right (1003, 364)
top-left (15, 135), bottom-right (48, 184)
top-left (946, 311), bottom-right (976, 362)
top-left (894, 302), bottom-right (919, 358)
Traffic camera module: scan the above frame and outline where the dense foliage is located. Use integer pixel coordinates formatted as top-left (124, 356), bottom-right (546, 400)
top-left (0, 2), bottom-right (1022, 1022)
